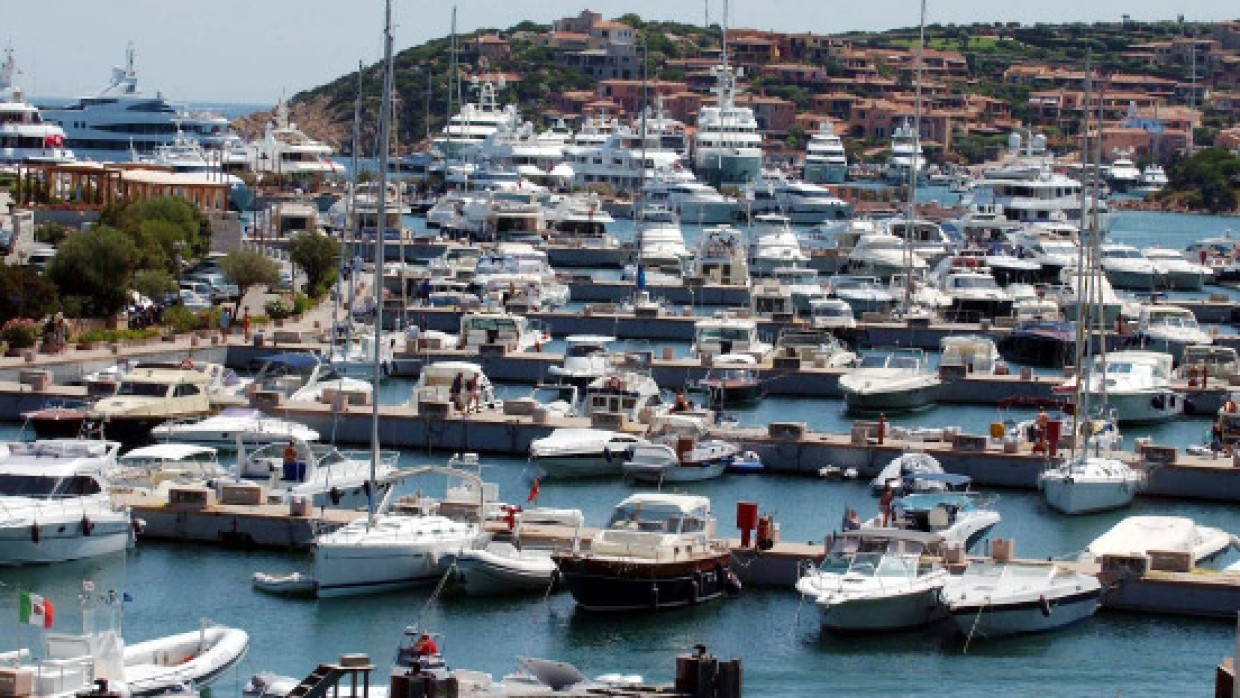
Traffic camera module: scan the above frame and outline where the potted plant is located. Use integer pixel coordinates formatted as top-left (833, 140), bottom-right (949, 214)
top-left (1, 319), bottom-right (40, 357)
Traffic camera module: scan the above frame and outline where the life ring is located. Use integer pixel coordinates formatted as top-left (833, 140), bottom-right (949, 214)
top-left (179, 358), bottom-right (194, 369)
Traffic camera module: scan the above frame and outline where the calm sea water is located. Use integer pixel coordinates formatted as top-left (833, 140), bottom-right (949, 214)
top-left (3, 208), bottom-right (1240, 696)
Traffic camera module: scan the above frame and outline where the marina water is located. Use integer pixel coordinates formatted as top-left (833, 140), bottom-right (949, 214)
top-left (3, 206), bottom-right (1240, 695)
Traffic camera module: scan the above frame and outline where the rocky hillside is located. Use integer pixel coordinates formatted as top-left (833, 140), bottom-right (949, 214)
top-left (230, 95), bottom-right (354, 149)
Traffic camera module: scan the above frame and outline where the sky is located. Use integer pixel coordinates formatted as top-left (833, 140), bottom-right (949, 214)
top-left (4, 1), bottom-right (1235, 105)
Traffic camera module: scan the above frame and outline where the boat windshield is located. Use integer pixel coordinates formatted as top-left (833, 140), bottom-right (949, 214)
top-left (606, 502), bottom-right (706, 534)
top-left (698, 327), bottom-right (752, 342)
top-left (116, 381), bottom-right (169, 397)
top-left (950, 276), bottom-right (1000, 289)
top-left (0, 474), bottom-right (102, 497)
top-left (859, 354), bottom-right (918, 370)
top-left (1103, 248), bottom-right (1143, 259)
top-left (1147, 312), bottom-right (1197, 328)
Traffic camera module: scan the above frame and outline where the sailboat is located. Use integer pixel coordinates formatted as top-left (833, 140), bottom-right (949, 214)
top-left (1038, 61), bottom-right (1141, 515)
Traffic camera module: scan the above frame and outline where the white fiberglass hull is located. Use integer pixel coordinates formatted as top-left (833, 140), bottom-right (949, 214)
top-left (818, 587), bottom-right (945, 632)
top-left (623, 462), bottom-right (727, 483)
top-left (124, 626), bottom-right (250, 695)
top-left (1160, 269), bottom-right (1208, 291)
top-left (314, 516), bottom-right (479, 597)
top-left (949, 587), bottom-right (1100, 638)
top-left (535, 453), bottom-right (625, 478)
top-left (150, 426), bottom-right (319, 449)
top-left (0, 518), bottom-right (132, 566)
top-left (451, 549), bottom-right (557, 595)
top-left (841, 381), bottom-right (940, 414)
top-left (1087, 388), bottom-right (1183, 425)
top-left (1041, 477), bottom-right (1136, 515)
top-left (1103, 267), bottom-right (1158, 291)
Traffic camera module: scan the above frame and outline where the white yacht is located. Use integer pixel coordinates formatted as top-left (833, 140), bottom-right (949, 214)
top-left (460, 188), bottom-right (546, 243)
top-left (1099, 243), bottom-right (1159, 291)
top-left (545, 192), bottom-right (618, 247)
top-left (457, 311), bottom-right (548, 352)
top-left (1106, 157), bottom-right (1142, 193)
top-left (1136, 164), bottom-right (1169, 193)
top-left (748, 214), bottom-right (809, 276)
top-left (772, 266), bottom-right (827, 313)
top-left (1058, 350), bottom-right (1182, 424)
top-left (247, 99), bottom-right (342, 178)
top-left (112, 443), bottom-right (228, 491)
top-left (433, 75), bottom-right (519, 160)
top-left (530, 428), bottom-right (649, 478)
top-left (941, 561), bottom-right (1101, 638)
top-left (1011, 223), bottom-right (1081, 282)
top-left (826, 275), bottom-right (896, 317)
top-left (745, 171), bottom-right (851, 225)
top-left (448, 509), bottom-right (584, 596)
top-left (884, 117), bottom-right (926, 184)
top-left (808, 297), bottom-right (858, 330)
top-left (251, 353), bottom-right (372, 404)
top-left (410, 361), bottom-right (498, 411)
top-left (1143, 247), bottom-right (1211, 291)
top-left (986, 171), bottom-right (1106, 231)
top-left (635, 219), bottom-right (692, 269)
top-left (469, 116), bottom-right (568, 177)
top-left (796, 529), bottom-right (946, 632)
top-left (1082, 515), bottom-right (1235, 566)
top-left (39, 45), bottom-right (234, 160)
top-left (641, 175), bottom-right (738, 224)
top-left (0, 440), bottom-right (132, 565)
top-left (567, 124), bottom-right (684, 193)
top-left (868, 491), bottom-right (1000, 552)
top-left (935, 265), bottom-right (1012, 319)
top-left (693, 225), bottom-right (750, 285)
top-left (691, 316), bottom-right (774, 363)
top-left (0, 48), bottom-right (75, 165)
top-left (473, 243), bottom-right (571, 308)
top-left (868, 452), bottom-right (948, 495)
top-left (847, 232), bottom-right (927, 280)
top-left (839, 349), bottom-right (941, 413)
top-left (239, 437), bottom-right (399, 509)
top-left (313, 463), bottom-right (486, 597)
top-left (803, 121), bottom-right (848, 184)
top-left (131, 129), bottom-right (252, 209)
top-left (1134, 305), bottom-right (1212, 362)
top-left (1039, 454), bottom-right (1142, 515)
top-left (149, 406), bottom-right (320, 449)
top-left (693, 57), bottom-right (763, 187)
top-left (621, 441), bottom-right (736, 483)
top-left (546, 335), bottom-right (615, 387)
top-left (887, 219), bottom-right (951, 262)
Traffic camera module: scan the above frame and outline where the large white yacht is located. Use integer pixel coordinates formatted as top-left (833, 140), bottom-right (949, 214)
top-left (432, 75), bottom-right (519, 160)
top-left (641, 175), bottom-right (738, 224)
top-left (1106, 156), bottom-right (1142, 193)
top-left (884, 117), bottom-right (926, 184)
top-left (839, 349), bottom-right (941, 413)
top-left (748, 214), bottom-right (809, 276)
top-left (803, 121), bottom-right (848, 184)
top-left (1057, 350), bottom-right (1183, 424)
top-left (745, 170), bottom-right (851, 225)
top-left (567, 124), bottom-right (684, 193)
top-left (1134, 304), bottom-right (1213, 362)
top-left (39, 45), bottom-right (233, 160)
top-left (0, 49), bottom-right (75, 166)
top-left (245, 99), bottom-right (341, 178)
top-left (0, 440), bottom-right (133, 565)
top-left (1099, 243), bottom-right (1159, 291)
top-left (693, 224), bottom-right (750, 285)
top-left (986, 171), bottom-right (1108, 231)
top-left (693, 55), bottom-right (762, 187)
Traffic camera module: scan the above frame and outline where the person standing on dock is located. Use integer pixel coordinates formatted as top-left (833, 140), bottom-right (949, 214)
top-left (466, 374), bottom-right (479, 413)
top-left (450, 372), bottom-right (464, 412)
top-left (242, 308), bottom-right (251, 341)
top-left (219, 307), bottom-right (232, 341)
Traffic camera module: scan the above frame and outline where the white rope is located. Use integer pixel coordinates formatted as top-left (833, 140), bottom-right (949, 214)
top-left (962, 597), bottom-right (988, 654)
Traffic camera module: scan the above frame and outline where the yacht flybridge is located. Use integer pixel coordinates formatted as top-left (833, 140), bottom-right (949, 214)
top-left (433, 74), bottom-right (518, 160)
top-left (247, 99), bottom-right (341, 178)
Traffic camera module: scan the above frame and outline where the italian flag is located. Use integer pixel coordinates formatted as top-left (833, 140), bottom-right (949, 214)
top-left (19, 592), bottom-right (53, 628)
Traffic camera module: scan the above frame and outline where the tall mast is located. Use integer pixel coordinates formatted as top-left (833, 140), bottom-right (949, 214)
top-left (902, 0), bottom-right (927, 314)
top-left (369, 0), bottom-right (395, 528)
top-left (1071, 52), bottom-right (1093, 457)
top-left (445, 7), bottom-right (457, 157)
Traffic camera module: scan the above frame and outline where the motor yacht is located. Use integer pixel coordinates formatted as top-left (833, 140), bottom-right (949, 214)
top-left (867, 489), bottom-right (1000, 551)
top-left (774, 328), bottom-right (858, 367)
top-left (313, 462), bottom-right (488, 597)
top-left (869, 452), bottom-right (948, 495)
top-left (0, 440), bottom-right (132, 565)
top-left (1012, 224), bottom-right (1081, 283)
top-left (884, 117), bottom-right (927, 184)
top-left (1106, 157), bottom-right (1142, 193)
top-left (1082, 515), bottom-right (1235, 566)
top-left (934, 263), bottom-right (1012, 320)
top-left (0, 48), bottom-right (75, 165)
top-left (939, 336), bottom-right (1000, 375)
top-left (887, 219), bottom-right (951, 263)
top-left (566, 120), bottom-right (684, 193)
top-left (1144, 247), bottom-right (1211, 291)
top-left (447, 509), bottom-right (586, 596)
top-left (768, 267), bottom-right (825, 313)
top-left (826, 275), bottom-right (896, 317)
top-left (552, 493), bottom-right (740, 611)
top-left (77, 367), bottom-right (213, 444)
top-left (246, 99), bottom-right (341, 179)
top-left (693, 59), bottom-right (762, 187)
top-left (986, 171), bottom-right (1104, 231)
top-left (796, 529), bottom-right (946, 632)
top-left (1051, 268), bottom-right (1124, 326)
top-left (545, 193), bottom-right (618, 248)
top-left (807, 298), bottom-right (858, 331)
top-left (410, 361), bottom-right (498, 412)
top-left (641, 176), bottom-right (738, 225)
top-left (997, 298), bottom-right (1076, 368)
top-left (690, 316), bottom-right (774, 363)
top-left (803, 121), bottom-right (848, 184)
top-left (1057, 350), bottom-right (1182, 424)
top-left (847, 232), bottom-right (926, 280)
top-left (239, 437), bottom-right (399, 509)
top-left (698, 367), bottom-right (763, 406)
top-left (840, 349), bottom-right (941, 413)
top-left (546, 335), bottom-right (615, 387)
top-left (530, 428), bottom-right (648, 478)
top-left (1133, 305), bottom-right (1212, 363)
top-left (635, 219), bottom-right (693, 270)
top-left (432, 74), bottom-right (517, 160)
top-left (1099, 243), bottom-right (1159, 291)
top-left (149, 406), bottom-right (319, 449)
top-left (621, 441), bottom-right (736, 483)
top-left (457, 311), bottom-right (548, 352)
top-left (745, 171), bottom-right (851, 225)
top-left (111, 443), bottom-right (227, 492)
top-left (941, 561), bottom-right (1101, 638)
top-left (1136, 164), bottom-right (1169, 194)
top-left (692, 225), bottom-right (750, 285)
top-left (251, 353), bottom-right (373, 404)
top-left (1039, 454), bottom-right (1142, 515)
top-left (748, 214), bottom-right (809, 277)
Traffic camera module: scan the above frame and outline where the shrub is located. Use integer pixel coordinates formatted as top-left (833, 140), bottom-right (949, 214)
top-left (291, 292), bottom-right (312, 315)
top-left (161, 305), bottom-right (197, 334)
top-left (1, 318), bottom-right (40, 349)
top-left (265, 297), bottom-right (294, 320)
top-left (76, 328), bottom-right (161, 344)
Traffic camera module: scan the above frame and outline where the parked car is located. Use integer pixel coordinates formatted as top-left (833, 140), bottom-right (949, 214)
top-left (185, 272), bottom-right (240, 302)
top-left (24, 246), bottom-right (57, 272)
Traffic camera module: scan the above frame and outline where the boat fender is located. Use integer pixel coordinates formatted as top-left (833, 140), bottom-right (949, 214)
top-left (603, 447), bottom-right (613, 463)
top-left (649, 583), bottom-right (660, 610)
top-left (1040, 596), bottom-right (1052, 617)
top-left (724, 568), bottom-right (743, 596)
top-left (81, 515), bottom-right (93, 536)
top-left (329, 487), bottom-right (342, 506)
top-left (31, 522), bottom-right (39, 544)
top-left (180, 358), bottom-right (195, 370)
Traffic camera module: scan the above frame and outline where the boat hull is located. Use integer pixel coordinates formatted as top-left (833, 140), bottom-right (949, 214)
top-left (1103, 268), bottom-right (1158, 291)
top-left (314, 540), bottom-right (469, 597)
top-left (698, 380), bottom-right (763, 406)
top-left (1041, 478), bottom-right (1136, 515)
top-left (1087, 388), bottom-right (1183, 425)
top-left (452, 552), bottom-right (557, 596)
top-left (997, 329), bottom-right (1076, 368)
top-left (553, 553), bottom-right (736, 612)
top-left (623, 462), bottom-right (728, 483)
top-left (842, 383), bottom-right (939, 414)
top-left (0, 520), bottom-right (133, 566)
top-left (819, 587), bottom-right (945, 632)
top-left (696, 152), bottom-right (762, 188)
top-left (534, 453), bottom-right (625, 478)
top-left (950, 588), bottom-right (1100, 638)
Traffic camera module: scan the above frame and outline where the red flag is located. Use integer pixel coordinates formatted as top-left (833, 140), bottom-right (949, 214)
top-left (527, 475), bottom-right (540, 503)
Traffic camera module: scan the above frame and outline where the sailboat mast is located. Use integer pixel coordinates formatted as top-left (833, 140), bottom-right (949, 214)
top-left (902, 0), bottom-right (927, 313)
top-left (445, 7), bottom-right (457, 156)
top-left (343, 62), bottom-right (364, 366)
top-left (369, 0), bottom-right (395, 527)
top-left (1092, 82), bottom-right (1108, 416)
top-left (1071, 53), bottom-right (1093, 454)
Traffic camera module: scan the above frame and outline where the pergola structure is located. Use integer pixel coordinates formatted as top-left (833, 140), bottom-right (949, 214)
top-left (12, 162), bottom-right (231, 214)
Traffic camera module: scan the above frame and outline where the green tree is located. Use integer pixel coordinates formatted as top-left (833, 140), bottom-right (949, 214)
top-left (0, 264), bottom-right (58, 323)
top-left (46, 225), bottom-right (140, 318)
top-left (287, 233), bottom-right (341, 298)
top-left (98, 196), bottom-right (213, 264)
top-left (218, 249), bottom-right (281, 312)
top-left (132, 269), bottom-right (175, 304)
top-left (34, 222), bottom-right (68, 246)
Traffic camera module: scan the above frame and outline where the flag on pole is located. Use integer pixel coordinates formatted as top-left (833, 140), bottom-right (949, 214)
top-left (527, 475), bottom-right (540, 504)
top-left (19, 592), bottom-right (53, 628)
